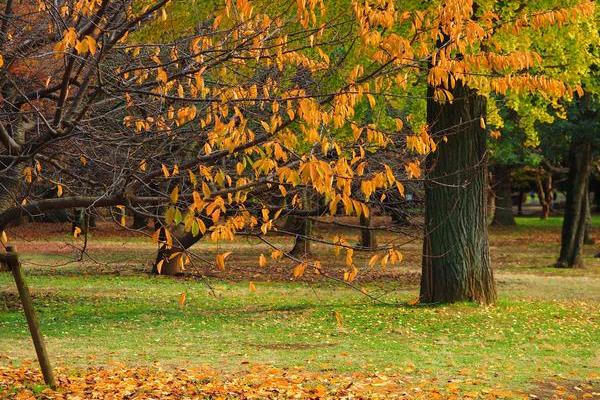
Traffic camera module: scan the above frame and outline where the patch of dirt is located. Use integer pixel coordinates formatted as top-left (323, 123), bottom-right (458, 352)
top-left (528, 378), bottom-right (600, 399)
top-left (0, 289), bottom-right (59, 311)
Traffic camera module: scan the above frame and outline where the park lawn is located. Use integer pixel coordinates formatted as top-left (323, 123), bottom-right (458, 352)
top-left (0, 217), bottom-right (599, 398)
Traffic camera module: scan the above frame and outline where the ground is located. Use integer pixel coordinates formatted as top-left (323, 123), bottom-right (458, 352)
top-left (0, 217), bottom-right (599, 399)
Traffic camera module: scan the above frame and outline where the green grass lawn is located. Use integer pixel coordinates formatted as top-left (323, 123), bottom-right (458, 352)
top-left (1, 219), bottom-right (599, 398)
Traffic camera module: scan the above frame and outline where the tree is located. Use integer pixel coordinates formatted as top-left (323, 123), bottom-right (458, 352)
top-left (491, 164), bottom-right (516, 226)
top-left (351, 0), bottom-right (596, 303)
top-left (421, 80), bottom-right (496, 304)
top-left (555, 94), bottom-right (600, 267)
top-left (0, 0), bottom-right (425, 281)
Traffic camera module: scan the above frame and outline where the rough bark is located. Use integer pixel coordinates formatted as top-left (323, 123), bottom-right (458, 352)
top-left (359, 214), bottom-right (377, 250)
top-left (557, 135), bottom-right (593, 268)
top-left (153, 225), bottom-right (203, 275)
top-left (491, 165), bottom-right (516, 226)
top-left (420, 81), bottom-right (496, 305)
top-left (286, 215), bottom-right (312, 257)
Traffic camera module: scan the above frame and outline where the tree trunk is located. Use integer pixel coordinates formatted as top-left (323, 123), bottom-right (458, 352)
top-left (557, 135), bottom-right (593, 268)
top-left (592, 178), bottom-right (600, 212)
top-left (584, 191), bottom-right (594, 245)
top-left (287, 215), bottom-right (312, 257)
top-left (536, 171), bottom-right (553, 219)
top-left (359, 213), bottom-right (377, 250)
top-left (71, 209), bottom-right (89, 235)
top-left (420, 81), bottom-right (496, 305)
top-left (492, 165), bottom-right (516, 226)
top-left (153, 226), bottom-right (202, 275)
top-left (517, 190), bottom-right (524, 216)
top-left (486, 175), bottom-right (495, 226)
top-left (3, 246), bottom-right (56, 388)
top-left (131, 212), bottom-right (149, 230)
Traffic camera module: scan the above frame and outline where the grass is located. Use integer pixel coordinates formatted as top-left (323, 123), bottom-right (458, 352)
top-left (1, 218), bottom-right (599, 396)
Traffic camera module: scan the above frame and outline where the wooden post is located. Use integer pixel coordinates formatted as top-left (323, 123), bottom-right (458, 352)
top-left (3, 245), bottom-right (56, 388)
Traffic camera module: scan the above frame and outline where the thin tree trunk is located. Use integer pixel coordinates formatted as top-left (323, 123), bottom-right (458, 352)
top-left (584, 191), bottom-right (594, 245)
top-left (536, 171), bottom-right (553, 219)
top-left (486, 174), bottom-right (495, 226)
top-left (517, 190), bottom-right (524, 216)
top-left (592, 178), bottom-right (600, 212)
top-left (557, 135), bottom-right (593, 268)
top-left (420, 81), bottom-right (496, 305)
top-left (492, 165), bottom-right (516, 226)
top-left (3, 246), bottom-right (56, 388)
top-left (359, 213), bottom-right (377, 250)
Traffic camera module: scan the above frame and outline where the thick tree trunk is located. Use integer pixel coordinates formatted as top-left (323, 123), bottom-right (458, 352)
top-left (131, 212), bottom-right (149, 230)
top-left (153, 226), bottom-right (202, 275)
top-left (420, 81), bottom-right (496, 305)
top-left (286, 215), bottom-right (312, 257)
top-left (557, 135), bottom-right (593, 268)
top-left (492, 165), bottom-right (516, 226)
top-left (359, 214), bottom-right (377, 250)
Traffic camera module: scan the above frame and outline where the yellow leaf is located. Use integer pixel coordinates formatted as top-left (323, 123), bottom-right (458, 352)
top-left (368, 254), bottom-right (380, 268)
top-left (85, 36), bottom-right (97, 56)
top-left (334, 310), bottom-right (344, 329)
top-left (72, 226), bottom-right (82, 238)
top-left (271, 249), bottom-right (284, 260)
top-left (0, 231), bottom-right (8, 245)
top-left (161, 164), bottom-right (170, 178)
top-left (139, 160), bottom-right (147, 172)
top-left (179, 292), bottom-right (186, 307)
top-left (396, 181), bottom-right (405, 197)
top-left (157, 68), bottom-right (168, 84)
top-left (0, 55), bottom-right (4, 68)
top-left (215, 252), bottom-right (232, 270)
top-left (75, 39), bottom-right (88, 55)
top-left (23, 167), bottom-right (33, 184)
top-left (56, 184), bottom-right (63, 197)
top-left (480, 117), bottom-right (486, 129)
top-left (156, 259), bottom-right (164, 274)
top-left (170, 186), bottom-right (179, 204)
top-left (259, 253), bottom-right (267, 267)
top-left (249, 281), bottom-right (257, 292)
top-left (366, 93), bottom-right (376, 108)
top-left (293, 262), bottom-right (307, 278)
